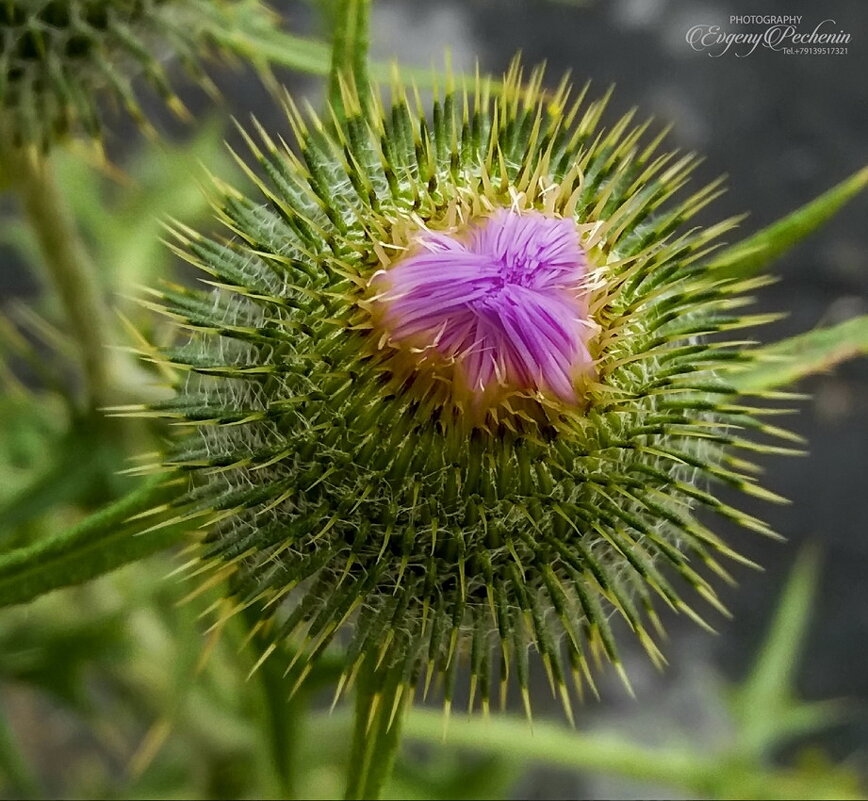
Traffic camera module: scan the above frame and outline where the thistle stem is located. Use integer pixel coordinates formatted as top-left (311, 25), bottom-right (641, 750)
top-left (328, 0), bottom-right (373, 120)
top-left (4, 147), bottom-right (112, 408)
top-left (343, 656), bottom-right (408, 801)
top-left (240, 610), bottom-right (306, 800)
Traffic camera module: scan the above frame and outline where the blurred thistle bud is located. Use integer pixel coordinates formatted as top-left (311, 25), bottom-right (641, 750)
top-left (0, 0), bottom-right (270, 148)
top-left (130, 63), bottom-right (795, 717)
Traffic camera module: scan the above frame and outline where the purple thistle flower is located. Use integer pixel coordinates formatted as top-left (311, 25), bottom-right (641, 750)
top-left (146, 72), bottom-right (801, 725)
top-left (373, 209), bottom-right (595, 406)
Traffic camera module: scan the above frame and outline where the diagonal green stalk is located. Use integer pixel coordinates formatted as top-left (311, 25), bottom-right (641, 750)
top-left (2, 147), bottom-right (113, 409)
top-left (328, 0), bottom-right (373, 121)
top-left (0, 472), bottom-right (187, 607)
top-left (344, 654), bottom-right (409, 800)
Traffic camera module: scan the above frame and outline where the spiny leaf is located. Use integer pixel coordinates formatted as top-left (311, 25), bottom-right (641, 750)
top-left (708, 167), bottom-right (868, 280)
top-left (730, 315), bottom-right (868, 393)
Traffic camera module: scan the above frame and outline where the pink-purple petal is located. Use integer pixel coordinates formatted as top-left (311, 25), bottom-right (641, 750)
top-left (376, 208), bottom-right (594, 404)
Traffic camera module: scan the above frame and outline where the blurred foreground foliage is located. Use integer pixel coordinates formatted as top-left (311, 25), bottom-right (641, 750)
top-left (0, 510), bottom-right (862, 798)
top-left (0, 123), bottom-right (239, 535)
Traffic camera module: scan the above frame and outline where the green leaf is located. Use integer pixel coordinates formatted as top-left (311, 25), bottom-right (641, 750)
top-left (0, 447), bottom-right (102, 538)
top-left (0, 217), bottom-right (41, 269)
top-left (309, 707), bottom-right (862, 801)
top-left (0, 608), bottom-right (128, 708)
top-left (390, 753), bottom-right (518, 801)
top-left (736, 548), bottom-right (818, 711)
top-left (402, 710), bottom-right (706, 791)
top-left (0, 406), bottom-right (138, 540)
top-left (0, 473), bottom-right (187, 608)
top-left (730, 548), bottom-right (844, 756)
top-left (88, 121), bottom-right (239, 289)
top-left (211, 26), bottom-right (498, 92)
top-left (730, 315), bottom-right (868, 393)
top-left (708, 167), bottom-right (868, 279)
top-left (209, 27), bottom-right (348, 78)
top-left (0, 394), bottom-right (65, 503)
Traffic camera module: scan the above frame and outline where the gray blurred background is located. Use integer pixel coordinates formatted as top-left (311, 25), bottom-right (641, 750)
top-left (2, 0), bottom-right (866, 797)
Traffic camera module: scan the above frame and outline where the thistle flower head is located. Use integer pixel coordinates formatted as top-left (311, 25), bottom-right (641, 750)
top-left (133, 64), bottom-right (791, 716)
top-left (0, 0), bottom-right (266, 148)
top-left (372, 208), bottom-right (594, 411)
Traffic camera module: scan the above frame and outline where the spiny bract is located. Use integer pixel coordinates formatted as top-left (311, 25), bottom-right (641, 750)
top-left (133, 64), bottom-right (795, 718)
top-left (0, 0), bottom-right (266, 147)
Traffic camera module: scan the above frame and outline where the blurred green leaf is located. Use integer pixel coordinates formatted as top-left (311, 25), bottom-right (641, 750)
top-left (0, 349), bottom-right (141, 540)
top-left (0, 443), bottom-right (102, 539)
top-left (212, 26), bottom-right (355, 78)
top-left (0, 554), bottom-right (270, 799)
top-left (730, 315), bottom-right (868, 393)
top-left (0, 217), bottom-right (41, 269)
top-left (730, 548), bottom-right (845, 756)
top-left (0, 610), bottom-right (128, 708)
top-left (741, 548), bottom-right (819, 697)
top-left (0, 420), bottom-right (129, 540)
top-left (709, 167), bottom-right (868, 279)
top-left (318, 706), bottom-right (862, 801)
top-left (52, 123), bottom-right (240, 293)
top-left (0, 309), bottom-right (71, 402)
top-left (0, 395), bottom-right (65, 498)
top-left (0, 473), bottom-right (186, 608)
top-left (390, 752), bottom-right (517, 801)
top-left (111, 123), bottom-right (239, 287)
top-left (214, 25), bottom-right (502, 91)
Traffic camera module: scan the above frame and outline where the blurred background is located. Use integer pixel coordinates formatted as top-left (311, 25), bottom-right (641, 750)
top-left (0, 0), bottom-right (865, 798)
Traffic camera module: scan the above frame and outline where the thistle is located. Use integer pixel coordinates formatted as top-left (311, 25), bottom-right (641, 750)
top-left (0, 0), bottom-right (269, 148)
top-left (133, 63), bottom-right (795, 722)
